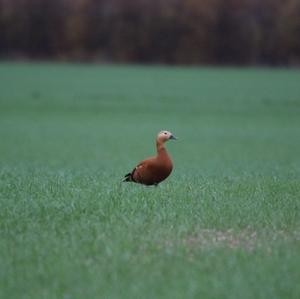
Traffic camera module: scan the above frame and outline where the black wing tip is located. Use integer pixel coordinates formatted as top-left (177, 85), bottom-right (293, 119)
top-left (123, 172), bottom-right (132, 182)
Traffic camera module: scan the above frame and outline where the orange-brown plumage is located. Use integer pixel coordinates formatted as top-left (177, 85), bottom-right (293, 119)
top-left (123, 131), bottom-right (177, 186)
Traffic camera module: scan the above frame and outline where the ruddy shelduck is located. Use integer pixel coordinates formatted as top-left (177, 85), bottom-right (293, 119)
top-left (123, 130), bottom-right (177, 186)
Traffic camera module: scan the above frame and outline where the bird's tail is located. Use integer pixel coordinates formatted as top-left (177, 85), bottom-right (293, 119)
top-left (123, 172), bottom-right (133, 182)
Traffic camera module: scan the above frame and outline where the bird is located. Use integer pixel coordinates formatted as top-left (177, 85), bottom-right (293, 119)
top-left (123, 130), bottom-right (177, 186)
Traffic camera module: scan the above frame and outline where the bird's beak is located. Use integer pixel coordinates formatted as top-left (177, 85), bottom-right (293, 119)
top-left (169, 134), bottom-right (177, 140)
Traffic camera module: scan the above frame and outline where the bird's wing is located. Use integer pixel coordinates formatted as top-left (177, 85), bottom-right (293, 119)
top-left (124, 157), bottom-right (156, 183)
top-left (123, 159), bottom-right (147, 182)
top-left (132, 157), bottom-right (157, 182)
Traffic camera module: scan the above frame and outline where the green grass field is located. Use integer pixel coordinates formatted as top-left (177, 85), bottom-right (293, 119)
top-left (0, 63), bottom-right (300, 299)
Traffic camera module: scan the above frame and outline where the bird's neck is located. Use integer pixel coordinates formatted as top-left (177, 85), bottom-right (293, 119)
top-left (156, 140), bottom-right (168, 156)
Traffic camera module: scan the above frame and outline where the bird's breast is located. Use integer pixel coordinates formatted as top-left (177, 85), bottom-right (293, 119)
top-left (146, 158), bottom-right (173, 184)
top-left (133, 149), bottom-right (173, 185)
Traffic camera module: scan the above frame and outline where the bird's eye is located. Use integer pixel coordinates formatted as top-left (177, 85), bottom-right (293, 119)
top-left (164, 132), bottom-right (167, 135)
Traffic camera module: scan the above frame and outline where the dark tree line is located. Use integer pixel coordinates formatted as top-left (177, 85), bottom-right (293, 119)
top-left (0, 0), bottom-right (300, 65)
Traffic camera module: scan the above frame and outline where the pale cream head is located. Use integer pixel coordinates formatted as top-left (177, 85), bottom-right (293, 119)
top-left (157, 130), bottom-right (177, 142)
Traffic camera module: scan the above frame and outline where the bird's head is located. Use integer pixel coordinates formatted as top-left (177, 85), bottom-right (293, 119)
top-left (157, 130), bottom-right (177, 143)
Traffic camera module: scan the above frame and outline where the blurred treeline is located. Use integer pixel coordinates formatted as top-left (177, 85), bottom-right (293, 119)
top-left (0, 0), bottom-right (300, 65)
